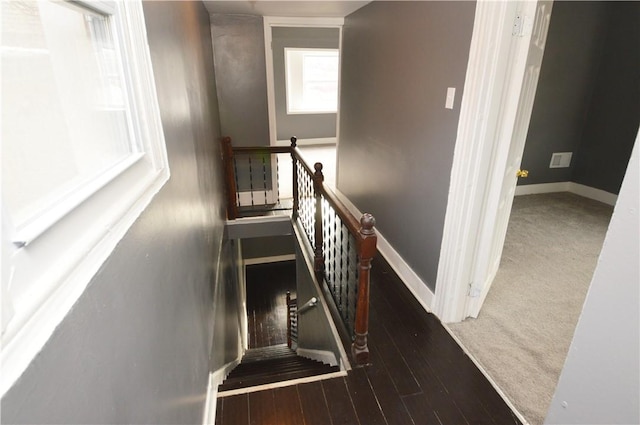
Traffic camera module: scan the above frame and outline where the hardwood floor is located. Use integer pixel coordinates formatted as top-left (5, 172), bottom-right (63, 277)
top-left (218, 255), bottom-right (522, 425)
top-left (246, 261), bottom-right (296, 349)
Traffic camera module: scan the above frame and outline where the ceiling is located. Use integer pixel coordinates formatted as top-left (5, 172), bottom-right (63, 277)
top-left (202, 1), bottom-right (370, 18)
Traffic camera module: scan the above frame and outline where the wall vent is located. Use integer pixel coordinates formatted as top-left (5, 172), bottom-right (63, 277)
top-left (549, 152), bottom-right (572, 168)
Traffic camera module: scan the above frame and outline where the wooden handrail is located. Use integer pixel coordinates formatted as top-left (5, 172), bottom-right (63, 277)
top-left (221, 135), bottom-right (376, 364)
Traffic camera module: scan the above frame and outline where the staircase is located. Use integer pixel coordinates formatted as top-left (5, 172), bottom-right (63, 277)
top-left (218, 344), bottom-right (339, 393)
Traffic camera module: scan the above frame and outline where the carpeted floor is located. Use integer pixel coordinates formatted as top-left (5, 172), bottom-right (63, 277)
top-left (448, 192), bottom-right (613, 425)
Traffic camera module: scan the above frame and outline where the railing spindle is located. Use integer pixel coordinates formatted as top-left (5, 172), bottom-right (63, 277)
top-left (291, 137), bottom-right (299, 218)
top-left (313, 163), bottom-right (324, 276)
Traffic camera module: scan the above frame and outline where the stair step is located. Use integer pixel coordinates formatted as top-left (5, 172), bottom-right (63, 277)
top-left (219, 344), bottom-right (340, 392)
top-left (227, 359), bottom-right (328, 380)
top-left (219, 364), bottom-right (339, 392)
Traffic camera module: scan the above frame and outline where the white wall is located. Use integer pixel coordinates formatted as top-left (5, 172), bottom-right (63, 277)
top-left (545, 139), bottom-right (639, 424)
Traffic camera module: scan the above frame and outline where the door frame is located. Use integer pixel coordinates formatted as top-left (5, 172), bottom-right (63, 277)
top-left (262, 16), bottom-right (344, 146)
top-left (433, 0), bottom-right (548, 323)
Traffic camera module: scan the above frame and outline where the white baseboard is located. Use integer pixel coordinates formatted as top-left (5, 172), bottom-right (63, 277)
top-left (333, 190), bottom-right (434, 313)
top-left (243, 254), bottom-right (296, 266)
top-left (515, 182), bottom-right (571, 196)
top-left (203, 358), bottom-right (242, 424)
top-left (296, 348), bottom-right (338, 367)
top-left (202, 373), bottom-right (217, 425)
top-left (568, 182), bottom-right (617, 206)
top-left (515, 182), bottom-right (617, 206)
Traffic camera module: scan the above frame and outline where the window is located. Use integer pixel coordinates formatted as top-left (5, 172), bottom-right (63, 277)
top-left (285, 48), bottom-right (339, 114)
top-left (1, 0), bottom-right (168, 396)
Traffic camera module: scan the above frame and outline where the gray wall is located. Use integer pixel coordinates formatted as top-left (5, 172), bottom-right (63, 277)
top-left (211, 240), bottom-right (244, 371)
top-left (337, 1), bottom-right (476, 290)
top-left (1, 2), bottom-right (228, 423)
top-left (241, 235), bottom-right (294, 259)
top-left (545, 141), bottom-right (639, 424)
top-left (295, 241), bottom-right (342, 360)
top-left (272, 27), bottom-right (339, 141)
top-left (519, 2), bottom-right (609, 185)
top-left (572, 2), bottom-right (640, 194)
top-left (520, 2), bottom-right (639, 193)
top-left (210, 14), bottom-right (270, 146)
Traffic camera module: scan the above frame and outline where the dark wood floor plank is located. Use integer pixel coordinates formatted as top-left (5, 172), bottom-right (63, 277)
top-left (363, 357), bottom-right (415, 425)
top-left (248, 390), bottom-right (276, 425)
top-left (215, 399), bottom-right (223, 425)
top-left (246, 261), bottom-right (296, 349)
top-left (345, 367), bottom-right (386, 425)
top-left (297, 381), bottom-right (333, 425)
top-left (220, 394), bottom-right (248, 425)
top-left (367, 310), bottom-right (421, 396)
top-left (401, 393), bottom-right (441, 425)
top-left (322, 377), bottom-right (360, 425)
top-left (273, 386), bottom-right (305, 425)
top-left (217, 253), bottom-right (521, 425)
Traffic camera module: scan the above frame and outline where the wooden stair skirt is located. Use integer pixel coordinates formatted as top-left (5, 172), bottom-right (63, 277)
top-left (218, 344), bottom-right (339, 393)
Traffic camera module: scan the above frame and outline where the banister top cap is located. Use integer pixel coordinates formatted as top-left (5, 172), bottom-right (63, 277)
top-left (314, 162), bottom-right (323, 172)
top-left (360, 213), bottom-right (375, 230)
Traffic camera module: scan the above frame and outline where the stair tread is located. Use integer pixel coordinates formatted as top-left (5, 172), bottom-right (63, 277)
top-left (227, 360), bottom-right (331, 380)
top-left (219, 364), bottom-right (339, 392)
top-left (219, 345), bottom-right (340, 392)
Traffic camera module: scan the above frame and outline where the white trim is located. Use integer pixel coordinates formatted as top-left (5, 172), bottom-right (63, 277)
top-left (12, 153), bottom-right (144, 246)
top-left (333, 189), bottom-right (435, 313)
top-left (441, 323), bottom-right (531, 425)
top-left (263, 17), bottom-right (344, 146)
top-left (0, 0), bottom-right (169, 397)
top-left (514, 182), bottom-right (570, 196)
top-left (515, 182), bottom-right (618, 206)
top-left (202, 373), bottom-right (217, 425)
top-left (569, 182), bottom-right (618, 206)
top-left (433, 1), bottom-right (535, 323)
top-left (243, 254), bottom-right (296, 266)
top-left (296, 348), bottom-right (338, 367)
top-left (217, 370), bottom-right (347, 398)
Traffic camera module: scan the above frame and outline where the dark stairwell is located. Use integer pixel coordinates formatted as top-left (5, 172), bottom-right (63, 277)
top-left (217, 261), bottom-right (341, 396)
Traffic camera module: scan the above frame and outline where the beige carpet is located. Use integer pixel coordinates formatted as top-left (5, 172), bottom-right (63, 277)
top-left (448, 192), bottom-right (613, 425)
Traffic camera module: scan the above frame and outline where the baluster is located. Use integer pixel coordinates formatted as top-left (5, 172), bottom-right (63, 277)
top-left (248, 156), bottom-right (254, 206)
top-left (220, 137), bottom-right (238, 220)
top-left (291, 137), bottom-right (299, 218)
top-left (286, 291), bottom-right (292, 348)
top-left (353, 213), bottom-right (376, 365)
top-left (262, 154), bottom-right (268, 204)
top-left (313, 162), bottom-right (325, 276)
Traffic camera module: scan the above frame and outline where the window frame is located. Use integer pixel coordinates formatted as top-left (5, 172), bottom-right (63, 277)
top-left (284, 47), bottom-right (340, 115)
top-left (1, 0), bottom-right (169, 397)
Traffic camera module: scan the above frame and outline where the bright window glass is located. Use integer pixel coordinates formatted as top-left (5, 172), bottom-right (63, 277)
top-left (285, 48), bottom-right (339, 114)
top-left (1, 0), bottom-right (136, 226)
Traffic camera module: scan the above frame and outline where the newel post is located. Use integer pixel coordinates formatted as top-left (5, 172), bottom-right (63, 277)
top-left (353, 213), bottom-right (376, 365)
top-left (221, 137), bottom-right (238, 220)
top-left (291, 137), bottom-right (299, 218)
top-left (313, 162), bottom-right (325, 276)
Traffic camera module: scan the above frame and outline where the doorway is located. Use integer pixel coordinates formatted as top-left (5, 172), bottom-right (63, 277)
top-left (447, 2), bottom-right (639, 424)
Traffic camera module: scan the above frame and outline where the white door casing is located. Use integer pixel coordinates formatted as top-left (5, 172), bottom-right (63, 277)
top-left (434, 0), bottom-right (553, 322)
top-left (465, 1), bottom-right (553, 318)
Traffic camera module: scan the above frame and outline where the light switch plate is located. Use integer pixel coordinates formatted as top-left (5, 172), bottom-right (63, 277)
top-left (446, 87), bottom-right (456, 109)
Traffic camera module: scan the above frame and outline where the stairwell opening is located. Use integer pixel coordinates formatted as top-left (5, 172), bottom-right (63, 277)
top-left (217, 228), bottom-right (348, 397)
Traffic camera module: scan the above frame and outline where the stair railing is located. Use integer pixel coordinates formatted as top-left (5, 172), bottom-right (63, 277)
top-left (223, 136), bottom-right (377, 365)
top-left (286, 291), bottom-right (297, 349)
